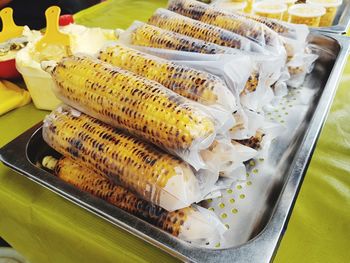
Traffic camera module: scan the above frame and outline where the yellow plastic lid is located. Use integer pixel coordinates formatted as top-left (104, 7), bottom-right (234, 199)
top-left (306, 0), bottom-right (342, 8)
top-left (288, 3), bottom-right (326, 17)
top-left (253, 1), bottom-right (288, 14)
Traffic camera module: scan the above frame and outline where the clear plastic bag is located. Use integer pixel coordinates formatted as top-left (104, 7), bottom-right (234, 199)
top-left (98, 43), bottom-right (237, 113)
top-left (148, 8), bottom-right (269, 54)
top-left (233, 11), bottom-right (309, 43)
top-left (42, 56), bottom-right (241, 173)
top-left (168, 0), bottom-right (286, 56)
top-left (46, 156), bottom-right (227, 243)
top-left (147, 48), bottom-right (285, 112)
top-left (218, 140), bottom-right (257, 178)
top-left (143, 49), bottom-right (253, 96)
top-left (179, 205), bottom-right (227, 244)
top-left (125, 45), bottom-right (283, 140)
top-left (230, 11), bottom-right (317, 85)
top-left (124, 45), bottom-right (267, 138)
top-left (128, 44), bottom-right (277, 110)
top-left (42, 106), bottom-right (214, 211)
top-left (117, 21), bottom-right (231, 55)
top-left (286, 47), bottom-right (319, 88)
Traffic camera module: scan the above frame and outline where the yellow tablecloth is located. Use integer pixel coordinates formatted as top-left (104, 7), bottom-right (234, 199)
top-left (0, 1), bottom-right (349, 262)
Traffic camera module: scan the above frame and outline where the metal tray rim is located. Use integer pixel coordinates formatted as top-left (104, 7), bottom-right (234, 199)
top-left (1, 32), bottom-right (349, 263)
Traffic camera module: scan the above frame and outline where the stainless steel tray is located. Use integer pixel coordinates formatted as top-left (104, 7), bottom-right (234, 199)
top-left (0, 32), bottom-right (349, 262)
top-left (312, 0), bottom-right (350, 34)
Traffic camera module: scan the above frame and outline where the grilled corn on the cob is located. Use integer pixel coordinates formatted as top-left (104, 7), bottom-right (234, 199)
top-left (124, 22), bottom-right (230, 54)
top-left (234, 12), bottom-right (300, 40)
top-left (121, 22), bottom-right (262, 107)
top-left (148, 9), bottom-right (265, 53)
top-left (167, 0), bottom-right (284, 53)
top-left (41, 55), bottom-right (222, 170)
top-left (42, 156), bottom-right (225, 242)
top-left (42, 106), bottom-right (205, 211)
top-left (98, 43), bottom-right (236, 112)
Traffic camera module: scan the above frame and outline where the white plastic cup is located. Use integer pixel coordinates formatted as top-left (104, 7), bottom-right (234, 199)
top-left (16, 62), bottom-right (61, 110)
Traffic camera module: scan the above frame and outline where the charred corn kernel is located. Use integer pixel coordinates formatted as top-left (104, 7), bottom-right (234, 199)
top-left (235, 130), bottom-right (265, 150)
top-left (99, 43), bottom-right (235, 111)
top-left (42, 55), bottom-right (215, 153)
top-left (42, 106), bottom-right (202, 211)
top-left (167, 0), bottom-right (280, 48)
top-left (127, 22), bottom-right (229, 54)
top-left (148, 8), bottom-right (254, 51)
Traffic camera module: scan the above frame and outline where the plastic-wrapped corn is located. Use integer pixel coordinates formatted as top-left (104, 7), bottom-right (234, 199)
top-left (148, 8), bottom-right (267, 54)
top-left (167, 0), bottom-right (285, 55)
top-left (232, 13), bottom-right (315, 88)
top-left (233, 11), bottom-right (309, 42)
top-left (120, 22), bottom-right (231, 55)
top-left (42, 156), bottom-right (226, 243)
top-left (98, 43), bottom-right (236, 112)
top-left (42, 55), bottom-right (237, 171)
top-left (42, 106), bottom-right (218, 211)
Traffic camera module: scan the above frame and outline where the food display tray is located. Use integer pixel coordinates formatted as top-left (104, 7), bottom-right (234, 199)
top-left (0, 32), bottom-right (349, 262)
top-left (312, 0), bottom-right (350, 34)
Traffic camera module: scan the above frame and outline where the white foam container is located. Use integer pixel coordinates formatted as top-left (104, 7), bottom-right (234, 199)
top-left (16, 60), bottom-right (61, 111)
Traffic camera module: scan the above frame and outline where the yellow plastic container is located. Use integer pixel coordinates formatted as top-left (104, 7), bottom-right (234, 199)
top-left (288, 3), bottom-right (326, 26)
top-left (306, 0), bottom-right (342, 26)
top-left (215, 1), bottom-right (248, 12)
top-left (283, 0), bottom-right (298, 21)
top-left (253, 1), bottom-right (287, 20)
top-left (16, 56), bottom-right (61, 110)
